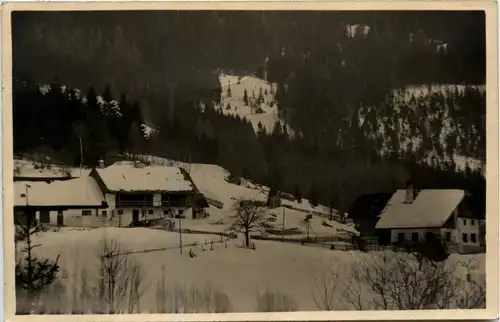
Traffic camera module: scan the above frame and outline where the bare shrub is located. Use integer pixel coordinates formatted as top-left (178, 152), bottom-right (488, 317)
top-left (310, 266), bottom-right (343, 311)
top-left (14, 165), bottom-right (22, 177)
top-left (96, 236), bottom-right (150, 314)
top-left (256, 287), bottom-right (298, 312)
top-left (155, 265), bottom-right (169, 313)
top-left (126, 260), bottom-right (150, 313)
top-left (345, 252), bottom-right (486, 310)
top-left (156, 282), bottom-right (232, 313)
top-left (451, 260), bottom-right (486, 309)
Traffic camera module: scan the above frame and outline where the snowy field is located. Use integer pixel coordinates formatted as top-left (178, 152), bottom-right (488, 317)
top-left (21, 227), bottom-right (486, 313)
top-left (13, 154), bottom-right (486, 313)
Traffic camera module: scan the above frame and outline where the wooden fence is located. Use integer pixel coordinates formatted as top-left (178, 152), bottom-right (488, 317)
top-left (102, 235), bottom-right (232, 258)
top-left (250, 234), bottom-right (486, 254)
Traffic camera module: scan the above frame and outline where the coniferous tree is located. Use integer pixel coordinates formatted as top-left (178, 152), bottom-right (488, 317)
top-left (293, 184), bottom-right (302, 203)
top-left (243, 89), bottom-right (249, 106)
top-left (308, 185), bottom-right (319, 208)
top-left (258, 87), bottom-right (264, 104)
top-left (15, 213), bottom-right (61, 308)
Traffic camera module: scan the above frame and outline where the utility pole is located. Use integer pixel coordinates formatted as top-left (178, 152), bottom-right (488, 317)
top-left (144, 194), bottom-right (147, 226)
top-left (179, 214), bottom-right (183, 255)
top-left (24, 184), bottom-right (32, 224)
top-left (76, 124), bottom-right (84, 177)
top-left (25, 184), bottom-right (30, 206)
top-left (282, 205), bottom-right (285, 242)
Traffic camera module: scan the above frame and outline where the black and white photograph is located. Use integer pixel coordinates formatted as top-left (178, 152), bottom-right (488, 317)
top-left (2, 2), bottom-right (498, 320)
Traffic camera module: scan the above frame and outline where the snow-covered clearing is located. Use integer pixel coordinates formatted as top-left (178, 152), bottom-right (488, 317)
top-left (14, 158), bottom-right (91, 179)
top-left (217, 74), bottom-right (288, 134)
top-left (24, 227), bottom-right (485, 313)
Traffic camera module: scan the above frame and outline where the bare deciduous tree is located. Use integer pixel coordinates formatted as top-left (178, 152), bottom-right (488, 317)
top-left (230, 199), bottom-right (266, 247)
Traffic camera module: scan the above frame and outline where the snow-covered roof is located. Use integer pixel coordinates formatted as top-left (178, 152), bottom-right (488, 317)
top-left (199, 187), bottom-right (223, 205)
top-left (14, 177), bottom-right (106, 208)
top-left (375, 189), bottom-right (465, 229)
top-left (94, 162), bottom-right (194, 193)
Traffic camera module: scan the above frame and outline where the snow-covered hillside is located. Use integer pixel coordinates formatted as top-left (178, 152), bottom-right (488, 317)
top-left (213, 75), bottom-right (484, 174)
top-left (358, 84), bottom-right (485, 174)
top-left (217, 74), bottom-right (288, 133)
top-left (130, 154), bottom-right (357, 238)
top-left (14, 153), bottom-right (357, 238)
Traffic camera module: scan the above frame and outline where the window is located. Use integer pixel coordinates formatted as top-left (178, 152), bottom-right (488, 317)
top-left (445, 232), bottom-right (451, 242)
top-left (471, 219), bottom-right (475, 226)
top-left (82, 210), bottom-right (92, 216)
top-left (411, 232), bottom-right (419, 243)
top-left (425, 232), bottom-right (435, 242)
top-left (148, 210), bottom-right (154, 215)
top-left (463, 219), bottom-right (467, 226)
top-left (471, 233), bottom-right (477, 243)
top-left (397, 233), bottom-right (405, 244)
top-left (117, 209), bottom-right (123, 215)
top-left (462, 233), bottom-right (468, 243)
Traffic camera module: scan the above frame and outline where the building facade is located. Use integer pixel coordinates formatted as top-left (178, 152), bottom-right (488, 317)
top-left (84, 160), bottom-right (208, 227)
top-left (376, 184), bottom-right (485, 254)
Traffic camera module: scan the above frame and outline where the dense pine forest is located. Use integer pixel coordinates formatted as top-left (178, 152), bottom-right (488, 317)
top-left (12, 10), bottom-right (486, 212)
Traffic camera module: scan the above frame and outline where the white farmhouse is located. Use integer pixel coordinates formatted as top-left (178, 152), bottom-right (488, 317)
top-left (375, 183), bottom-right (485, 254)
top-left (85, 160), bottom-right (208, 227)
top-left (14, 176), bottom-right (107, 227)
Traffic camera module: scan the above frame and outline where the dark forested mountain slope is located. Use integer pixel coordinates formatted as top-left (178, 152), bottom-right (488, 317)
top-left (13, 11), bottom-right (485, 122)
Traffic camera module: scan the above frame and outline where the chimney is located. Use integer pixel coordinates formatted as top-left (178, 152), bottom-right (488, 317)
top-left (405, 180), bottom-right (414, 204)
top-left (97, 160), bottom-right (105, 169)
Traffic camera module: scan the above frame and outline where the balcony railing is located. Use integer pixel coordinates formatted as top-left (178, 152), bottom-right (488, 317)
top-left (116, 200), bottom-right (191, 208)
